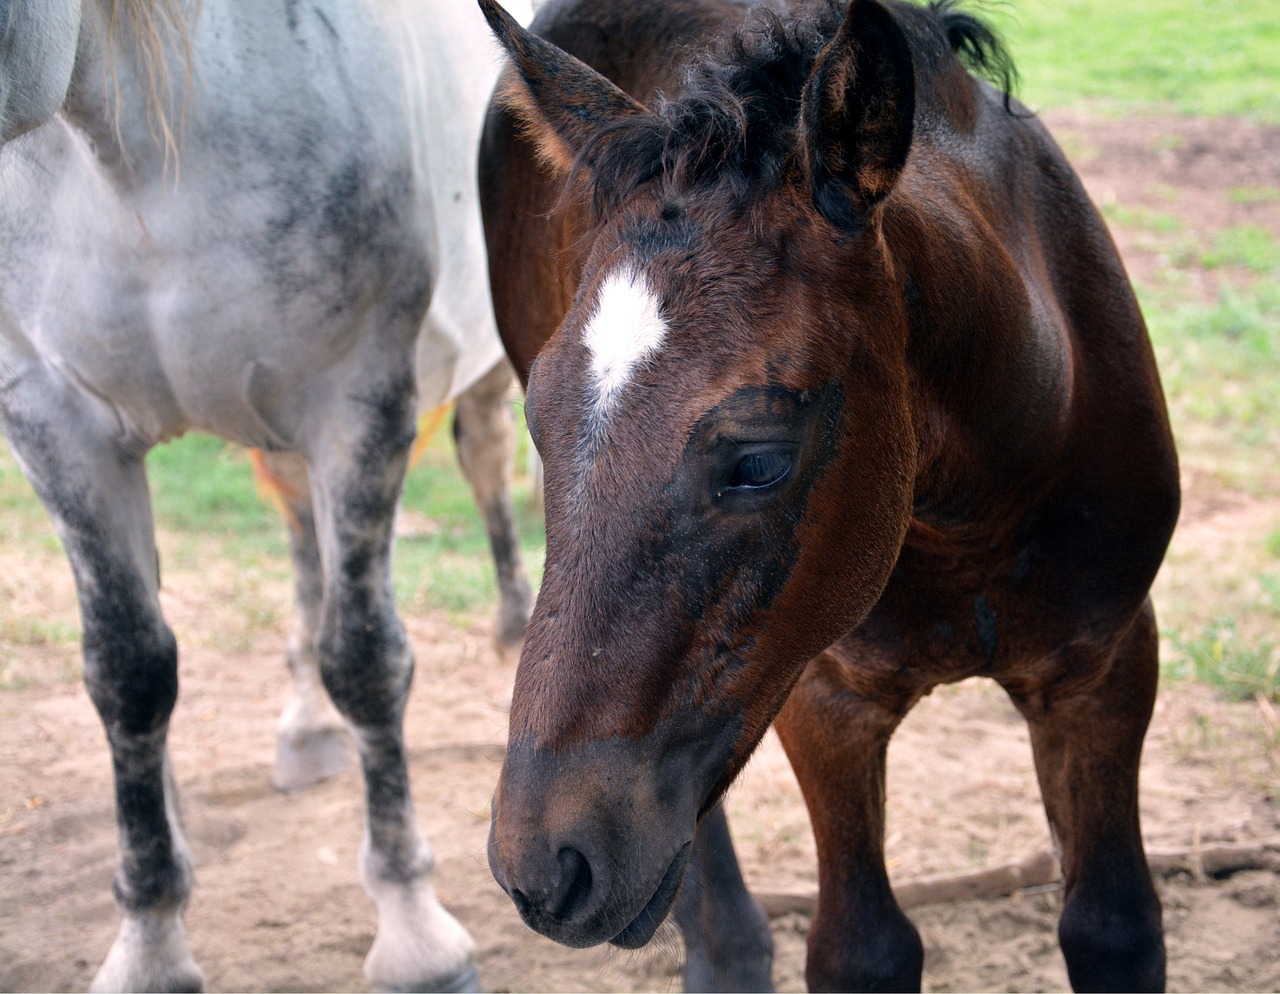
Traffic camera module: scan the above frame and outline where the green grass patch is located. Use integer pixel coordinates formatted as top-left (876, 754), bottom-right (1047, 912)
top-left (1260, 574), bottom-right (1280, 617)
top-left (0, 446), bottom-right (56, 543)
top-left (1143, 280), bottom-right (1280, 492)
top-left (1100, 202), bottom-right (1181, 234)
top-left (395, 405), bottom-right (545, 620)
top-left (1, 407), bottom-right (546, 635)
top-left (0, 615), bottom-right (78, 648)
top-left (145, 419), bottom-right (546, 621)
top-left (2, 431), bottom-right (291, 561)
top-left (985, 0), bottom-right (1280, 122)
top-left (1228, 186), bottom-right (1280, 206)
top-left (146, 434), bottom-right (285, 548)
top-left (1165, 618), bottom-right (1279, 702)
top-left (1200, 225), bottom-right (1280, 273)
top-left (0, 655), bottom-right (80, 692)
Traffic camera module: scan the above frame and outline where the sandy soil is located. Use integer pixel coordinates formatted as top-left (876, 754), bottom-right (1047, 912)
top-left (1044, 109), bottom-right (1280, 298)
top-left (2, 611), bottom-right (1277, 993)
top-left (2, 111), bottom-right (1279, 993)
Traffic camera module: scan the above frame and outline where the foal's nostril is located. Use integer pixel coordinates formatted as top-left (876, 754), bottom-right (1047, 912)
top-left (508, 886), bottom-right (533, 917)
top-left (551, 846), bottom-right (593, 920)
top-left (506, 846), bottom-right (595, 924)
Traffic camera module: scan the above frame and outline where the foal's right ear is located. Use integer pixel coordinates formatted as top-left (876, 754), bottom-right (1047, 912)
top-left (797, 0), bottom-right (915, 232)
top-left (478, 0), bottom-right (650, 174)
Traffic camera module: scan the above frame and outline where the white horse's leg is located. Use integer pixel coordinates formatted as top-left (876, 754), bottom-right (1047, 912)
top-left (1, 375), bottom-right (203, 992)
top-left (452, 360), bottom-right (532, 650)
top-left (256, 451), bottom-right (355, 792)
top-left (308, 375), bottom-right (478, 994)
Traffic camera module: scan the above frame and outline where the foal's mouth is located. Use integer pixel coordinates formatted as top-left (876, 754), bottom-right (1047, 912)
top-left (608, 841), bottom-right (693, 949)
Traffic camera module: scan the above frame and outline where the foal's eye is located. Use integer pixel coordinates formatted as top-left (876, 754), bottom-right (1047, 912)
top-left (726, 448), bottom-right (793, 492)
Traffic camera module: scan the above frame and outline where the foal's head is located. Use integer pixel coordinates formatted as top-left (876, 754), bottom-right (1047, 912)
top-left (482, 0), bottom-right (921, 947)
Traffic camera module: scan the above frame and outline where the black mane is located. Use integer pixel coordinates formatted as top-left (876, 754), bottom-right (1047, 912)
top-left (931, 0), bottom-right (1018, 96)
top-left (576, 0), bottom-right (1018, 218)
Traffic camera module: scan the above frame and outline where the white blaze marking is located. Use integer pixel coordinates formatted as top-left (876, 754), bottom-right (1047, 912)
top-left (583, 266), bottom-right (668, 413)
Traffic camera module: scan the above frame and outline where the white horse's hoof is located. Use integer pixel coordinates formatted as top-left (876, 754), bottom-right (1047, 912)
top-left (363, 881), bottom-right (478, 994)
top-left (374, 963), bottom-right (481, 994)
top-left (272, 728), bottom-right (352, 792)
top-left (90, 913), bottom-right (205, 993)
top-left (90, 966), bottom-right (205, 994)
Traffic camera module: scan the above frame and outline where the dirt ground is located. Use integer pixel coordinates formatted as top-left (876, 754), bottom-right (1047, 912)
top-left (2, 111), bottom-right (1279, 993)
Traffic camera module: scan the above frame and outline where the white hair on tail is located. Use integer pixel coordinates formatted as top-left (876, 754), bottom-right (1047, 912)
top-left (103, 0), bottom-right (197, 172)
top-left (583, 265), bottom-right (669, 414)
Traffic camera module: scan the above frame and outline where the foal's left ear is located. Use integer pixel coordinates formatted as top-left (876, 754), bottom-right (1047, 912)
top-left (478, 0), bottom-right (650, 174)
top-left (798, 0), bottom-right (915, 232)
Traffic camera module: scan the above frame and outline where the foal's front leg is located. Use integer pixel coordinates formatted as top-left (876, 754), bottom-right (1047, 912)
top-left (1001, 601), bottom-right (1166, 993)
top-left (308, 387), bottom-right (477, 994)
top-left (774, 648), bottom-right (924, 993)
top-left (673, 802), bottom-right (775, 992)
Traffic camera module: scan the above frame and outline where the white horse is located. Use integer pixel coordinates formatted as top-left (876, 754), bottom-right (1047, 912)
top-left (0, 0), bottom-right (531, 989)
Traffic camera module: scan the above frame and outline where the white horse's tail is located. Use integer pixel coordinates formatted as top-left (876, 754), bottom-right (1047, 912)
top-left (100, 0), bottom-right (197, 174)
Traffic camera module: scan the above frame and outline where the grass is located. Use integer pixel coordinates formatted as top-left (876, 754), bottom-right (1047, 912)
top-left (1142, 281), bottom-right (1280, 494)
top-left (0, 446), bottom-right (60, 545)
top-left (151, 413), bottom-right (548, 632)
top-left (1144, 279), bottom-right (1279, 701)
top-left (146, 435), bottom-right (279, 535)
top-left (394, 404), bottom-right (545, 623)
top-left (1228, 186), bottom-right (1280, 206)
top-left (145, 435), bottom-right (290, 568)
top-left (1100, 202), bottom-right (1181, 234)
top-left (986, 0), bottom-right (1280, 122)
top-left (1166, 618), bottom-right (1279, 703)
top-left (0, 615), bottom-right (81, 691)
top-left (0, 399), bottom-right (546, 680)
top-left (1260, 573), bottom-right (1280, 616)
top-left (1200, 225), bottom-right (1280, 272)
top-left (0, 615), bottom-right (79, 648)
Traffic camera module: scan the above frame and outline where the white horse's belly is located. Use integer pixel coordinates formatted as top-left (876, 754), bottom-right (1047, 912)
top-left (1, 150), bottom-right (424, 449)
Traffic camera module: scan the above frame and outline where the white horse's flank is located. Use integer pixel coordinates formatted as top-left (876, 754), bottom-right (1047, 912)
top-left (0, 0), bottom-right (529, 990)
